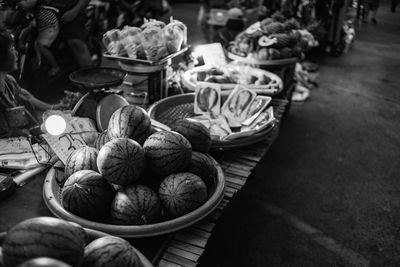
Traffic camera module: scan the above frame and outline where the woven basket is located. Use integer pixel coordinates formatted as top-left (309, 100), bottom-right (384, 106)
top-left (42, 156), bottom-right (225, 238)
top-left (148, 93), bottom-right (277, 150)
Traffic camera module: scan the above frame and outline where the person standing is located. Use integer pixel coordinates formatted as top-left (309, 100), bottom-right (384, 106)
top-left (58, 0), bottom-right (93, 68)
top-left (368, 0), bottom-right (380, 24)
top-left (0, 29), bottom-right (67, 137)
top-left (392, 0), bottom-right (398, 12)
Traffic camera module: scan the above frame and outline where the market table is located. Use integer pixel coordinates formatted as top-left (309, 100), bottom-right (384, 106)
top-left (0, 98), bottom-right (288, 267)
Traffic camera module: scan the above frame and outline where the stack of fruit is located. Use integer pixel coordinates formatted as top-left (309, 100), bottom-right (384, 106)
top-left (103, 17), bottom-right (187, 62)
top-left (60, 105), bottom-right (218, 225)
top-left (227, 11), bottom-right (317, 61)
top-left (0, 217), bottom-right (150, 267)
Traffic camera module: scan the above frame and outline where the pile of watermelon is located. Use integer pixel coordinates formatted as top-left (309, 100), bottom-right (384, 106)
top-left (61, 105), bottom-right (217, 225)
top-left (0, 217), bottom-right (146, 267)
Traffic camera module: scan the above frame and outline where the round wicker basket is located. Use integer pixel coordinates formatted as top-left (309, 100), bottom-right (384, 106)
top-left (42, 157), bottom-right (225, 238)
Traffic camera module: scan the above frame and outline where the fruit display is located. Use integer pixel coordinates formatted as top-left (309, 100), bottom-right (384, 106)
top-left (0, 217), bottom-right (151, 267)
top-left (187, 152), bottom-right (219, 193)
top-left (159, 172), bottom-right (208, 218)
top-left (47, 104), bottom-right (223, 231)
top-left (1, 217), bottom-right (85, 267)
top-left (83, 236), bottom-right (143, 267)
top-left (97, 138), bottom-right (145, 185)
top-left (111, 185), bottom-right (162, 225)
top-left (103, 17), bottom-right (187, 62)
top-left (64, 146), bottom-right (99, 180)
top-left (170, 118), bottom-right (212, 154)
top-left (181, 63), bottom-right (283, 94)
top-left (143, 131), bottom-right (192, 176)
top-left (94, 130), bottom-right (110, 150)
top-left (61, 170), bottom-right (115, 220)
top-left (227, 12), bottom-right (318, 61)
top-left (107, 105), bottom-right (151, 145)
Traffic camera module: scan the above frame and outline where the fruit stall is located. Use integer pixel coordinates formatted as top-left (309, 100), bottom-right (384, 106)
top-left (0, 12), bottom-right (312, 267)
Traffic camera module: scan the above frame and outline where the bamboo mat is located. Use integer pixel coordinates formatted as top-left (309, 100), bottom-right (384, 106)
top-left (155, 99), bottom-right (289, 267)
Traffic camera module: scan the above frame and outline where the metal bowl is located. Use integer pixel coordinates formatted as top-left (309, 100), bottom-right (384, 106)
top-left (69, 67), bottom-right (127, 90)
top-left (42, 157), bottom-right (225, 238)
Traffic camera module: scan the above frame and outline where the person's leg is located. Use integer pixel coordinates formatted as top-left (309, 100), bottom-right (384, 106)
top-left (392, 0), bottom-right (398, 12)
top-left (61, 14), bottom-right (93, 68)
top-left (66, 39), bottom-right (93, 68)
top-left (369, 3), bottom-right (378, 24)
top-left (37, 27), bottom-right (60, 75)
top-left (37, 44), bottom-right (60, 75)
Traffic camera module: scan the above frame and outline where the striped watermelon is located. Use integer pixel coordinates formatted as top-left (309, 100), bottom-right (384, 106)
top-left (171, 118), bottom-right (212, 153)
top-left (2, 217), bottom-right (85, 267)
top-left (111, 184), bottom-right (162, 225)
top-left (159, 172), bottom-right (208, 218)
top-left (17, 257), bottom-right (72, 267)
top-left (83, 236), bottom-right (142, 267)
top-left (61, 170), bottom-right (115, 220)
top-left (97, 138), bottom-right (145, 185)
top-left (186, 152), bottom-right (218, 192)
top-left (93, 130), bottom-right (110, 150)
top-left (143, 131), bottom-right (192, 176)
top-left (107, 105), bottom-right (151, 145)
top-left (64, 146), bottom-right (99, 180)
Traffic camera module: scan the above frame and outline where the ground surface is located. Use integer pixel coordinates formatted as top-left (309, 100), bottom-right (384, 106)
top-left (189, 2), bottom-right (400, 267)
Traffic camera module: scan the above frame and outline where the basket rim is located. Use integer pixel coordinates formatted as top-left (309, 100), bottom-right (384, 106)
top-left (181, 64), bottom-right (283, 94)
top-left (42, 157), bottom-right (225, 238)
top-left (148, 93), bottom-right (277, 150)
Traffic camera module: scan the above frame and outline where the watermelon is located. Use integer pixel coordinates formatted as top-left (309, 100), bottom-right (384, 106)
top-left (111, 185), bottom-right (162, 225)
top-left (171, 118), bottom-right (212, 153)
top-left (61, 170), bottom-right (115, 220)
top-left (64, 146), bottom-right (98, 180)
top-left (143, 131), bottom-right (192, 176)
top-left (2, 217), bottom-right (85, 267)
top-left (159, 172), bottom-right (208, 218)
top-left (17, 257), bottom-right (72, 267)
top-left (186, 152), bottom-right (218, 192)
top-left (83, 236), bottom-right (142, 267)
top-left (97, 138), bottom-right (145, 185)
top-left (107, 105), bottom-right (151, 144)
top-left (93, 130), bottom-right (110, 150)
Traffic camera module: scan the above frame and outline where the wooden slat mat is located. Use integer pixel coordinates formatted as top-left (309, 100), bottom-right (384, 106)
top-left (156, 99), bottom-right (289, 267)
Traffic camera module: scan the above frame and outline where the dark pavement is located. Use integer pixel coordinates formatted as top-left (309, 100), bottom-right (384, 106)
top-left (175, 2), bottom-right (400, 267)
